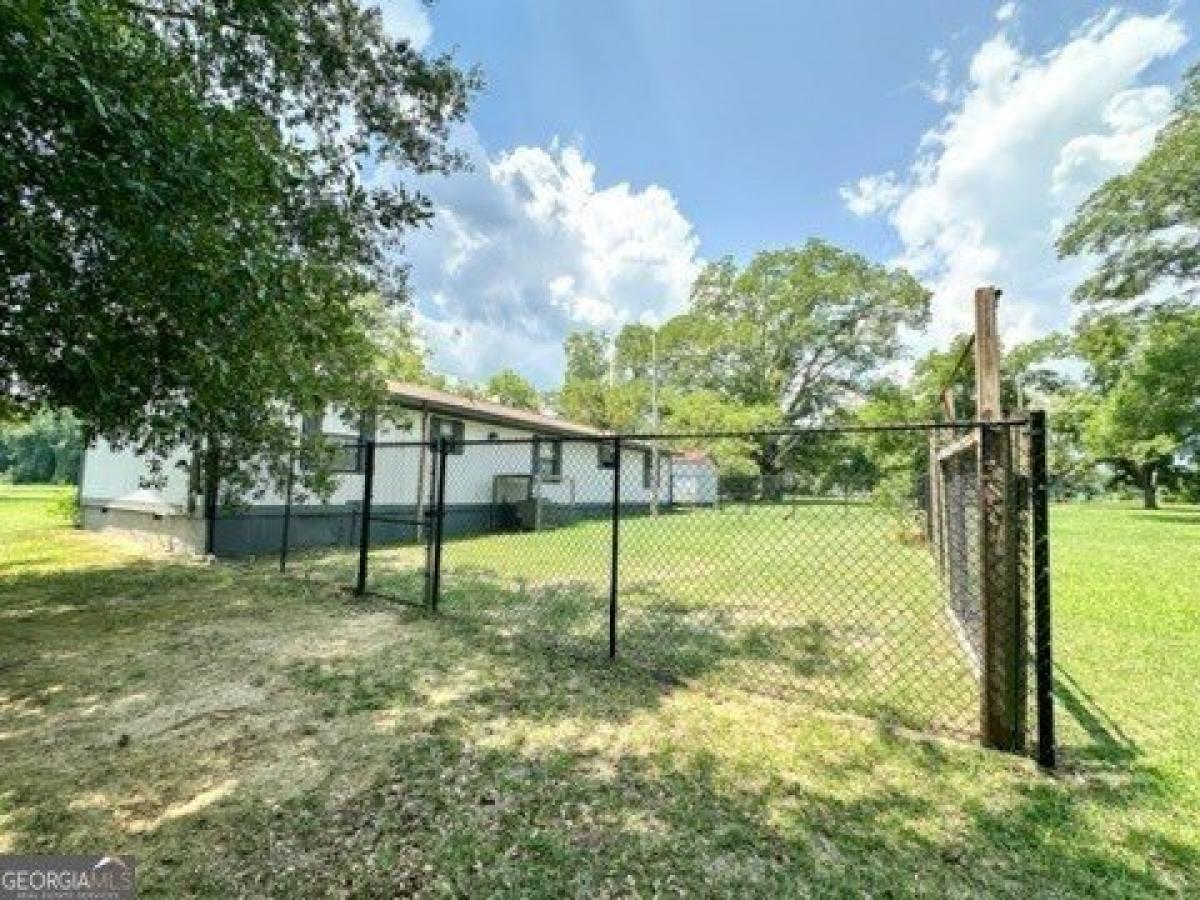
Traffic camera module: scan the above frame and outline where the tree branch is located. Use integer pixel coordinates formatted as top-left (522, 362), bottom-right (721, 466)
top-left (117, 1), bottom-right (267, 38)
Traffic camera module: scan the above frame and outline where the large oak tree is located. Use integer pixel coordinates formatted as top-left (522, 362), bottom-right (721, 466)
top-left (1058, 63), bottom-right (1199, 313)
top-left (1058, 63), bottom-right (1200, 507)
top-left (661, 240), bottom-right (930, 483)
top-left (1, 1), bottom-right (477, 487)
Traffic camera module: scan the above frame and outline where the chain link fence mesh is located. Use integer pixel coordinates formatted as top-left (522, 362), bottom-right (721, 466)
top-left (253, 421), bottom-right (1050, 759)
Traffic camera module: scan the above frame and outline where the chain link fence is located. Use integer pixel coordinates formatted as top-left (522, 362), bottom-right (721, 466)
top-left (255, 420), bottom-right (1053, 763)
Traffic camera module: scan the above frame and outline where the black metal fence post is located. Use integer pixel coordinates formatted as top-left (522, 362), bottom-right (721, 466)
top-left (422, 440), bottom-right (437, 609)
top-left (609, 436), bottom-right (621, 659)
top-left (355, 440), bottom-right (376, 596)
top-left (203, 441), bottom-right (220, 556)
top-left (279, 450), bottom-right (295, 573)
top-left (1029, 410), bottom-right (1056, 769)
top-left (430, 436), bottom-right (448, 613)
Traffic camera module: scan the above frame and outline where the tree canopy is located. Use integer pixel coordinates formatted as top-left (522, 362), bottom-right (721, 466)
top-left (1, 1), bottom-right (477, 482)
top-left (550, 240), bottom-right (930, 490)
top-left (1073, 310), bottom-right (1200, 507)
top-left (484, 369), bottom-right (541, 411)
top-left (665, 242), bottom-right (930, 422)
top-left (1058, 63), bottom-right (1200, 314)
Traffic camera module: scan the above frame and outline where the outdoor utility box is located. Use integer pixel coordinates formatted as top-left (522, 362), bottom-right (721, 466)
top-left (492, 474), bottom-right (575, 531)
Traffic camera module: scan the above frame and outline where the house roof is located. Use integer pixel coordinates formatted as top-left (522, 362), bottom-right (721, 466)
top-left (386, 381), bottom-right (613, 439)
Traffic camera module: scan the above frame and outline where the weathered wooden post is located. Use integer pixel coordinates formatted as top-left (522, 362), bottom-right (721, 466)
top-left (975, 286), bottom-right (1023, 752)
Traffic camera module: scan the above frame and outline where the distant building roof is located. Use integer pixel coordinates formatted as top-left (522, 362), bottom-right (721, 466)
top-left (387, 381), bottom-right (611, 439)
top-left (385, 381), bottom-right (666, 453)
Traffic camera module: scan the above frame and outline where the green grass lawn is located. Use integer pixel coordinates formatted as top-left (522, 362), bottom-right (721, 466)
top-left (1, 485), bottom-right (1197, 896)
top-left (338, 502), bottom-right (981, 736)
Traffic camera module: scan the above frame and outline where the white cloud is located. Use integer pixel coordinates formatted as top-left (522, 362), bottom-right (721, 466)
top-left (400, 132), bottom-right (702, 386)
top-left (841, 172), bottom-right (905, 217)
top-left (843, 11), bottom-right (1187, 349)
top-left (378, 0), bottom-right (432, 50)
top-left (923, 48), bottom-right (952, 105)
top-left (995, 2), bottom-right (1018, 24)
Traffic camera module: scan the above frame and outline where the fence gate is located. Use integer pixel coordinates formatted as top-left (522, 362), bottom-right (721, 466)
top-left (278, 420), bottom-right (1053, 765)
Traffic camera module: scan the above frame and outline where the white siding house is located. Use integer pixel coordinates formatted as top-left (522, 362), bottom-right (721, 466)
top-left (80, 382), bottom-right (685, 556)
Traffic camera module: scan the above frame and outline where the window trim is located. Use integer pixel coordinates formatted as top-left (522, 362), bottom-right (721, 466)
top-left (597, 442), bottom-right (616, 470)
top-left (533, 436), bottom-right (563, 481)
top-left (429, 415), bottom-right (465, 455)
top-left (354, 411), bottom-right (376, 472)
top-left (300, 412), bottom-right (365, 473)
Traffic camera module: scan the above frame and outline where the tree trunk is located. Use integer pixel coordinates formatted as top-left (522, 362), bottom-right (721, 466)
top-left (1140, 464), bottom-right (1158, 510)
top-left (758, 445), bottom-right (784, 503)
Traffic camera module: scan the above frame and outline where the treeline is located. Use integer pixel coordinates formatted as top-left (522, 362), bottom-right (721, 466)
top-left (454, 258), bottom-right (1197, 509)
top-left (459, 64), bottom-right (1200, 509)
top-left (0, 410), bottom-right (83, 485)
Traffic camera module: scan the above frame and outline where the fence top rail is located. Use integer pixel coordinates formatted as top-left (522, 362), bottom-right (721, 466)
top-left (363, 417), bottom-right (1032, 450)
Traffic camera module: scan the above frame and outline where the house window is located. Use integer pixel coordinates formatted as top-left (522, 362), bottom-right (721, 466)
top-left (534, 436), bottom-right (562, 480)
top-left (332, 437), bottom-right (362, 473)
top-left (348, 411), bottom-right (376, 472)
top-left (643, 450), bottom-right (655, 489)
top-left (597, 442), bottom-right (616, 470)
top-left (430, 415), bottom-right (465, 454)
top-left (301, 411), bottom-right (361, 472)
top-left (487, 431), bottom-right (499, 441)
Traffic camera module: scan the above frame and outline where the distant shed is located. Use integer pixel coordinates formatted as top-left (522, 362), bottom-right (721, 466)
top-left (669, 451), bottom-right (719, 506)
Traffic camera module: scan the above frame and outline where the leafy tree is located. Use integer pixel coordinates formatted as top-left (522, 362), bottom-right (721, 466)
top-left (661, 241), bottom-right (929, 488)
top-left (663, 390), bottom-right (780, 479)
top-left (903, 332), bottom-right (1073, 419)
top-left (1058, 63), bottom-right (1199, 313)
top-left (850, 334), bottom-right (1081, 503)
top-left (0, 2), bottom-right (477, 493)
top-left (613, 322), bottom-right (656, 381)
top-left (563, 331), bottom-right (612, 383)
top-left (484, 369), bottom-right (540, 411)
top-left (555, 241), bottom-right (929, 490)
top-left (555, 330), bottom-right (648, 429)
top-left (0, 410), bottom-right (83, 484)
top-left (375, 306), bottom-right (440, 387)
top-left (672, 242), bottom-right (929, 418)
top-left (556, 377), bottom-right (648, 432)
top-left (1074, 310), bottom-right (1200, 508)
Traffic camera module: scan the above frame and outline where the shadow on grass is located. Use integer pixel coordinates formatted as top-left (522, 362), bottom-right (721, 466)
top-left (1054, 664), bottom-right (1140, 770)
top-left (417, 564), bottom-right (977, 738)
top-left (152, 654), bottom-right (1197, 898)
top-left (1133, 511), bottom-right (1200, 525)
top-left (3, 552), bottom-right (1195, 897)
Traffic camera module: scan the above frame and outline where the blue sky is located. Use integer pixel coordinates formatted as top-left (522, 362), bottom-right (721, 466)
top-left (382, 1), bottom-right (1197, 386)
